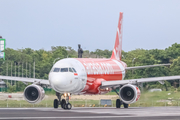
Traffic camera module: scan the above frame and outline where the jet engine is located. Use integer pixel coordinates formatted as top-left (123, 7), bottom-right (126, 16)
top-left (24, 84), bottom-right (45, 104)
top-left (119, 84), bottom-right (141, 104)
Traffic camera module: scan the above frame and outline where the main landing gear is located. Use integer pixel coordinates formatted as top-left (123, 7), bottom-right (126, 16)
top-left (116, 99), bottom-right (128, 108)
top-left (54, 92), bottom-right (72, 110)
top-left (112, 88), bottom-right (129, 109)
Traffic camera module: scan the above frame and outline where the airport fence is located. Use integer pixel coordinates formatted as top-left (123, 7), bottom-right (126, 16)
top-left (0, 99), bottom-right (180, 108)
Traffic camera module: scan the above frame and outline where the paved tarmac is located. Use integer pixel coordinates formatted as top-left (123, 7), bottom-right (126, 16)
top-left (0, 107), bottom-right (180, 120)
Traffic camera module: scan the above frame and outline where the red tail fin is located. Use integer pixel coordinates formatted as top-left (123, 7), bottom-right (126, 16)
top-left (111, 12), bottom-right (123, 61)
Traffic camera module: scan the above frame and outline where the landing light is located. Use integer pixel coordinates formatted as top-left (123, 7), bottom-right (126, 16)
top-left (106, 88), bottom-right (109, 91)
top-left (64, 93), bottom-right (70, 97)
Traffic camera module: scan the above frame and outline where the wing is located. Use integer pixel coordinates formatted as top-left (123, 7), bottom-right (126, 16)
top-left (101, 75), bottom-right (180, 88)
top-left (0, 75), bottom-right (50, 85)
top-left (125, 64), bottom-right (171, 70)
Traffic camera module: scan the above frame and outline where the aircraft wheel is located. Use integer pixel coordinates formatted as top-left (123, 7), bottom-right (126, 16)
top-left (64, 104), bottom-right (67, 109)
top-left (116, 99), bottom-right (121, 108)
top-left (123, 103), bottom-right (128, 108)
top-left (66, 103), bottom-right (72, 110)
top-left (54, 99), bottom-right (59, 109)
top-left (61, 99), bottom-right (66, 109)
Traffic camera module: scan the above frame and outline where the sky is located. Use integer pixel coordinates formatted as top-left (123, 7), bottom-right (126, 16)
top-left (0, 0), bottom-right (180, 52)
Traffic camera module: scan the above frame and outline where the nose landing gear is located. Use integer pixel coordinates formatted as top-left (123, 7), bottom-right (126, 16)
top-left (54, 92), bottom-right (72, 110)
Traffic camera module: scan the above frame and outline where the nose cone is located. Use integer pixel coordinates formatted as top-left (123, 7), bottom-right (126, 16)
top-left (50, 75), bottom-right (68, 90)
top-left (49, 73), bottom-right (75, 92)
top-left (50, 75), bottom-right (67, 86)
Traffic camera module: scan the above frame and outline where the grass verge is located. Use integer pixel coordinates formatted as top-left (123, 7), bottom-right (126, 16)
top-left (0, 91), bottom-right (180, 108)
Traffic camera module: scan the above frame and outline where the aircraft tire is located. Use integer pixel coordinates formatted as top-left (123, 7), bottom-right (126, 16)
top-left (54, 99), bottom-right (59, 109)
top-left (64, 104), bottom-right (67, 109)
top-left (66, 103), bottom-right (72, 110)
top-left (123, 103), bottom-right (128, 108)
top-left (61, 99), bottom-right (66, 109)
top-left (116, 99), bottom-right (121, 108)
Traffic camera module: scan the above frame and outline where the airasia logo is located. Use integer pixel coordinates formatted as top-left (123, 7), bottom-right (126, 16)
top-left (83, 62), bottom-right (114, 75)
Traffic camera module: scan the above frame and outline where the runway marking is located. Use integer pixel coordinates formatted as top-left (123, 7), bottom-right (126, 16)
top-left (41, 108), bottom-right (180, 117)
top-left (1, 115), bottom-right (180, 119)
top-left (0, 116), bottom-right (138, 119)
top-left (1, 108), bottom-right (180, 117)
top-left (1, 107), bottom-right (180, 119)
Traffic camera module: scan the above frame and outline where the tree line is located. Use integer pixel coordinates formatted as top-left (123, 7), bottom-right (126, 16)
top-left (1, 43), bottom-right (180, 92)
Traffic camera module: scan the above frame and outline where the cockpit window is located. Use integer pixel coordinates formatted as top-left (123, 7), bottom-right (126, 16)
top-left (52, 67), bottom-right (76, 73)
top-left (61, 68), bottom-right (68, 72)
top-left (72, 68), bottom-right (77, 73)
top-left (69, 68), bottom-right (73, 72)
top-left (53, 68), bottom-right (60, 72)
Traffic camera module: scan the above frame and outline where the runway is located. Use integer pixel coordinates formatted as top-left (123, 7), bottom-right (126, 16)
top-left (0, 107), bottom-right (180, 120)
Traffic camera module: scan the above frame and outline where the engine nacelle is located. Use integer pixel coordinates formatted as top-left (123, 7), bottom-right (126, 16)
top-left (119, 84), bottom-right (141, 104)
top-left (24, 84), bottom-right (45, 104)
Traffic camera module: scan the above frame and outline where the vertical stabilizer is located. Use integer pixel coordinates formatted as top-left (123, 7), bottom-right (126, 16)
top-left (111, 12), bottom-right (123, 61)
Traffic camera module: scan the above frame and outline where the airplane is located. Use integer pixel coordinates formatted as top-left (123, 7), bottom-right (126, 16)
top-left (0, 12), bottom-right (180, 110)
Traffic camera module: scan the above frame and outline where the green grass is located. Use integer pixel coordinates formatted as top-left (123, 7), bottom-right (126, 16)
top-left (1, 91), bottom-right (180, 108)
top-left (130, 90), bottom-right (180, 107)
top-left (105, 92), bottom-right (117, 95)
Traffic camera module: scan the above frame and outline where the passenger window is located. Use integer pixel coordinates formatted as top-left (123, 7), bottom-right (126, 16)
top-left (53, 68), bottom-right (60, 72)
top-left (69, 68), bottom-right (73, 72)
top-left (72, 68), bottom-right (77, 73)
top-left (61, 68), bottom-right (68, 72)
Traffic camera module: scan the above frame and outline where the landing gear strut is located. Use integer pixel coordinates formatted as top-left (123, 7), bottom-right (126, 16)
top-left (54, 92), bottom-right (72, 110)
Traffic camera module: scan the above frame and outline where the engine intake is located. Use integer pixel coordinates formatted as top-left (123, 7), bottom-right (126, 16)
top-left (24, 84), bottom-right (45, 104)
top-left (119, 84), bottom-right (141, 104)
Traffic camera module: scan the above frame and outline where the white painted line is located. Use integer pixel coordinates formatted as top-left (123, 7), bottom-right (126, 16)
top-left (1, 114), bottom-right (180, 119)
top-left (0, 116), bottom-right (133, 119)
